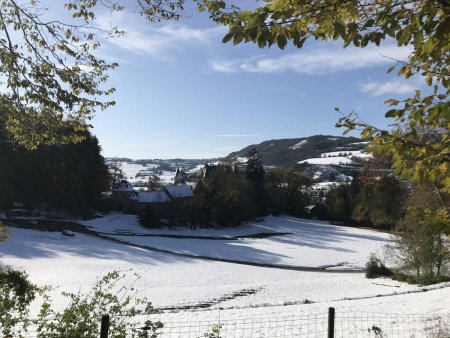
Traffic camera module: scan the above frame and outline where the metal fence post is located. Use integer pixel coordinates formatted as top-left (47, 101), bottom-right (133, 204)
top-left (100, 314), bottom-right (110, 338)
top-left (328, 307), bottom-right (335, 338)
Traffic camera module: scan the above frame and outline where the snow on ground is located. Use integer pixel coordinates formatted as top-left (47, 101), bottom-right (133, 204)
top-left (299, 157), bottom-right (354, 165)
top-left (312, 181), bottom-right (343, 190)
top-left (81, 215), bottom-right (391, 270)
top-left (300, 151), bottom-right (373, 166)
top-left (1, 226), bottom-right (448, 318)
top-left (159, 170), bottom-right (176, 184)
top-left (187, 164), bottom-right (204, 174)
top-left (121, 161), bottom-right (148, 181)
top-left (351, 141), bottom-right (370, 145)
top-left (1, 221), bottom-right (449, 338)
top-left (120, 162), bottom-right (175, 185)
top-left (234, 157), bottom-right (248, 163)
top-left (289, 140), bottom-right (308, 150)
top-left (320, 150), bottom-right (369, 158)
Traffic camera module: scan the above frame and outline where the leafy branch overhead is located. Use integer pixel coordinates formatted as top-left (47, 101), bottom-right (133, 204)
top-left (0, 0), bottom-right (185, 148)
top-left (198, 0), bottom-right (449, 198)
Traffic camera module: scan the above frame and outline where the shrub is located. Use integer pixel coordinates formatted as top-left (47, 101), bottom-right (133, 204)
top-left (387, 212), bottom-right (450, 284)
top-left (0, 269), bottom-right (163, 338)
top-left (203, 324), bottom-right (223, 338)
top-left (36, 271), bottom-right (163, 338)
top-left (385, 185), bottom-right (450, 285)
top-left (365, 254), bottom-right (392, 279)
top-left (0, 269), bottom-right (40, 338)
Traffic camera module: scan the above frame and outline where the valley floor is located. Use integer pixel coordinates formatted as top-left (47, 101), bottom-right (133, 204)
top-left (1, 216), bottom-right (449, 337)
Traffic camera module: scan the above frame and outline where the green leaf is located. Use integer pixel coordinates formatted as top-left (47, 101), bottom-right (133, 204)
top-left (222, 32), bottom-right (234, 43)
top-left (333, 22), bottom-right (346, 37)
top-left (385, 99), bottom-right (400, 106)
top-left (421, 38), bottom-right (435, 55)
top-left (233, 32), bottom-right (244, 45)
top-left (385, 109), bottom-right (398, 118)
top-left (277, 34), bottom-right (287, 49)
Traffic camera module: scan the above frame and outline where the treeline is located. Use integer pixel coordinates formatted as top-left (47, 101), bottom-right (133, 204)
top-left (139, 149), bottom-right (443, 233)
top-left (321, 164), bottom-right (407, 228)
top-left (0, 127), bottom-right (109, 214)
top-left (140, 150), bottom-right (411, 229)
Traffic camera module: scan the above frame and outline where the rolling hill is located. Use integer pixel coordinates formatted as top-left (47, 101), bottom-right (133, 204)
top-left (224, 135), bottom-right (368, 167)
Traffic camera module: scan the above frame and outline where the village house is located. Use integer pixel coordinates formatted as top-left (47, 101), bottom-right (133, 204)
top-left (111, 180), bottom-right (193, 214)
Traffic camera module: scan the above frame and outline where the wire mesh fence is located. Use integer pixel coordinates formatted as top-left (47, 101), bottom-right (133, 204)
top-left (4, 309), bottom-right (450, 338)
top-left (333, 312), bottom-right (450, 338)
top-left (119, 310), bottom-right (450, 338)
top-left (125, 313), bottom-right (328, 338)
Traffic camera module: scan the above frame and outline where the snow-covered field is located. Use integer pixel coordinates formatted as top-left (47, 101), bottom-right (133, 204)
top-left (299, 157), bottom-right (354, 165)
top-left (82, 215), bottom-right (390, 270)
top-left (119, 161), bottom-right (176, 186)
top-left (1, 216), bottom-right (449, 337)
top-left (299, 150), bottom-right (372, 166)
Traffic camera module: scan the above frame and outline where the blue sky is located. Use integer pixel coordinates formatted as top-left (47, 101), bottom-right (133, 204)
top-left (71, 3), bottom-right (419, 159)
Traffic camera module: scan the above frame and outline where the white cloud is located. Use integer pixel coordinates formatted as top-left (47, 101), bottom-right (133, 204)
top-left (210, 60), bottom-right (240, 73)
top-left (360, 80), bottom-right (416, 96)
top-left (97, 12), bottom-right (224, 57)
top-left (209, 44), bottom-right (411, 74)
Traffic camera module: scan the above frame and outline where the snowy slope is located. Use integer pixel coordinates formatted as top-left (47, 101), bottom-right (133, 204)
top-left (299, 157), bottom-right (354, 165)
top-left (1, 224), bottom-right (449, 338)
top-left (81, 215), bottom-right (391, 270)
top-left (119, 161), bottom-right (175, 186)
top-left (1, 226), bottom-right (447, 315)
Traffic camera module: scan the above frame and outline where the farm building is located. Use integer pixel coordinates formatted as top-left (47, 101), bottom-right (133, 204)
top-left (111, 180), bottom-right (193, 214)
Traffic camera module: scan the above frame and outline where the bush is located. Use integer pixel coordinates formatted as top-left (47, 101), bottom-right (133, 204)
top-left (385, 185), bottom-right (450, 285)
top-left (0, 269), bottom-right (163, 338)
top-left (387, 213), bottom-right (450, 284)
top-left (365, 255), bottom-right (392, 279)
top-left (36, 271), bottom-right (163, 338)
top-left (0, 269), bottom-right (40, 338)
top-left (203, 324), bottom-right (223, 338)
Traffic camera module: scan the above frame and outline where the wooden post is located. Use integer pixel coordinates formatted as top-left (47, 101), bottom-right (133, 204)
top-left (328, 307), bottom-right (335, 338)
top-left (100, 314), bottom-right (110, 338)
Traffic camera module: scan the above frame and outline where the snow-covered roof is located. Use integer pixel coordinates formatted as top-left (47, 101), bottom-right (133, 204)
top-left (114, 180), bottom-right (135, 192)
top-left (164, 184), bottom-right (193, 199)
top-left (136, 192), bottom-right (171, 203)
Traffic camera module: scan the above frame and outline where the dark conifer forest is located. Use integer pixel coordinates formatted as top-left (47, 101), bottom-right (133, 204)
top-left (0, 126), bottom-right (109, 214)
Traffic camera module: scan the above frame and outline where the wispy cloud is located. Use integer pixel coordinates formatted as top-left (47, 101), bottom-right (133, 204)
top-left (97, 12), bottom-right (224, 57)
top-left (360, 80), bottom-right (416, 96)
top-left (209, 44), bottom-right (411, 74)
top-left (210, 60), bottom-right (241, 73)
top-left (216, 134), bottom-right (261, 138)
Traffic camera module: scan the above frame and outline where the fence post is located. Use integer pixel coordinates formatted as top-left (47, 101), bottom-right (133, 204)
top-left (100, 314), bottom-right (110, 338)
top-left (328, 307), bottom-right (335, 338)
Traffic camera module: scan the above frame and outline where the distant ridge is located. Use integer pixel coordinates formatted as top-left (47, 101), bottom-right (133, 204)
top-left (224, 135), bottom-right (366, 167)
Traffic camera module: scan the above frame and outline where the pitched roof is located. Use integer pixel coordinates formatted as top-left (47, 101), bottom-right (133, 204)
top-left (136, 191), bottom-right (171, 203)
top-left (164, 184), bottom-right (193, 199)
top-left (114, 180), bottom-right (135, 192)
